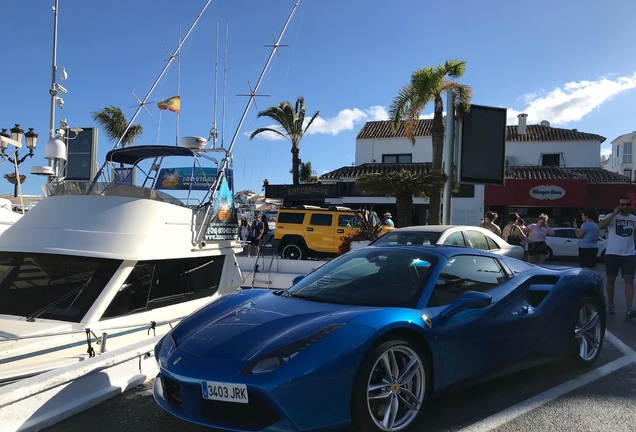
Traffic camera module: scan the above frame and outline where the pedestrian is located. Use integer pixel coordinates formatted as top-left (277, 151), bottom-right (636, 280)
top-left (260, 214), bottom-right (270, 248)
top-left (517, 218), bottom-right (529, 260)
top-left (479, 211), bottom-right (501, 236)
top-left (383, 212), bottom-right (395, 228)
top-left (240, 218), bottom-right (250, 253)
top-left (574, 209), bottom-right (599, 269)
top-left (524, 213), bottom-right (554, 264)
top-left (598, 196), bottom-right (636, 319)
top-left (247, 213), bottom-right (264, 257)
top-left (501, 212), bottom-right (526, 246)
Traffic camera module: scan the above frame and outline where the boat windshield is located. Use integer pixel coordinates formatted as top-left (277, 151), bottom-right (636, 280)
top-left (0, 253), bottom-right (122, 323)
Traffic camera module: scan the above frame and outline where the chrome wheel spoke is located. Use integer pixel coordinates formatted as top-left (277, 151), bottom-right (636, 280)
top-left (575, 304), bottom-right (601, 360)
top-left (380, 393), bottom-right (399, 429)
top-left (397, 356), bottom-right (419, 384)
top-left (397, 387), bottom-right (421, 411)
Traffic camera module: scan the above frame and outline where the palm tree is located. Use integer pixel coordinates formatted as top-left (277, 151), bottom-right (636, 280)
top-left (355, 168), bottom-right (447, 228)
top-left (91, 106), bottom-right (143, 149)
top-left (299, 161), bottom-right (319, 184)
top-left (249, 97), bottom-right (320, 185)
top-left (389, 59), bottom-right (472, 225)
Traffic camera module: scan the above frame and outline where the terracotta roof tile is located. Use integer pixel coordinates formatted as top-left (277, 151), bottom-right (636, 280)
top-left (356, 120), bottom-right (606, 143)
top-left (320, 163), bottom-right (630, 184)
top-left (320, 163), bottom-right (433, 181)
top-left (507, 166), bottom-right (629, 183)
top-left (356, 120), bottom-right (433, 139)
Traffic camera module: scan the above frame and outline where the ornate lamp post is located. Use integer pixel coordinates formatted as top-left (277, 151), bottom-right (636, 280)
top-left (1, 124), bottom-right (38, 197)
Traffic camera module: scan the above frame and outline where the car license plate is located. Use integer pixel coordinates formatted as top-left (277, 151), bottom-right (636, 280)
top-left (202, 381), bottom-right (249, 404)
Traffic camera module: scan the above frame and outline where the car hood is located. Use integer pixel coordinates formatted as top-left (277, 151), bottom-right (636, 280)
top-left (171, 290), bottom-right (370, 360)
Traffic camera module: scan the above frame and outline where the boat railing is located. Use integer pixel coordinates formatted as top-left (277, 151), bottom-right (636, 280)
top-left (0, 315), bottom-right (183, 345)
top-left (42, 181), bottom-right (185, 206)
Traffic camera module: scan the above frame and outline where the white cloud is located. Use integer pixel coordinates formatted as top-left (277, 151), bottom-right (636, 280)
top-left (507, 73), bottom-right (636, 125)
top-left (248, 105), bottom-right (390, 139)
top-left (249, 73), bottom-right (636, 141)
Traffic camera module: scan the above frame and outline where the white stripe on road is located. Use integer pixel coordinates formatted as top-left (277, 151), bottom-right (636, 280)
top-left (459, 331), bottom-right (636, 432)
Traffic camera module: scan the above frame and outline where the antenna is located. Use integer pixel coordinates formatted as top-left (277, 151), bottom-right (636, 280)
top-left (221, 19), bottom-right (228, 148)
top-left (209, 21), bottom-right (220, 148)
top-left (176, 30), bottom-right (181, 146)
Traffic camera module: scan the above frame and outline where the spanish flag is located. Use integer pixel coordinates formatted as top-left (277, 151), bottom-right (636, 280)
top-left (157, 96), bottom-right (180, 113)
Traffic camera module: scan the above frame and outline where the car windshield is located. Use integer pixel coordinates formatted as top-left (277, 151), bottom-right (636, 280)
top-left (371, 231), bottom-right (442, 246)
top-left (287, 248), bottom-right (436, 307)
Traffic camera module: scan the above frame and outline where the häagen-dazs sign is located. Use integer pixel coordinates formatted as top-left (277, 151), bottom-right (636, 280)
top-left (529, 185), bottom-right (566, 200)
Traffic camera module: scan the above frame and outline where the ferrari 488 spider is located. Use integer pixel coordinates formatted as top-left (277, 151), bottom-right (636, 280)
top-left (153, 245), bottom-right (605, 431)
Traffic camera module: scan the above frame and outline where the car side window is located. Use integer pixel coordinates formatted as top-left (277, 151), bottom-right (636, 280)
top-left (338, 215), bottom-right (356, 227)
top-left (465, 230), bottom-right (489, 250)
top-left (428, 255), bottom-right (508, 307)
top-left (485, 236), bottom-right (500, 251)
top-left (310, 214), bottom-right (332, 226)
top-left (277, 212), bottom-right (304, 224)
top-left (442, 232), bottom-right (465, 246)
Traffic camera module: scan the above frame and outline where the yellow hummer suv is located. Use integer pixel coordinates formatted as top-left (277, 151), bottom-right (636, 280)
top-left (271, 206), bottom-right (392, 259)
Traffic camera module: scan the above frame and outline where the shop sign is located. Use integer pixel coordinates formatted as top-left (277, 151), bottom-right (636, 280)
top-left (529, 185), bottom-right (566, 200)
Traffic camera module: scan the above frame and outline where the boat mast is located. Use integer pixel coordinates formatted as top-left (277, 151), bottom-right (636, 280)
top-left (194, 0), bottom-right (301, 246)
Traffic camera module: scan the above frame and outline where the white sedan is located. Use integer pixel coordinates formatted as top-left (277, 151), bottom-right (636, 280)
top-left (545, 227), bottom-right (607, 261)
top-left (370, 225), bottom-right (524, 260)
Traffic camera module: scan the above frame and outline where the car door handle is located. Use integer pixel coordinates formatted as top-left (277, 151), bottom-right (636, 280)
top-left (307, 227), bottom-right (314, 231)
top-left (337, 229), bottom-right (344, 233)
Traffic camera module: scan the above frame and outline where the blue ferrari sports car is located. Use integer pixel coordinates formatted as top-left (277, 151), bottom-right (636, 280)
top-left (153, 245), bottom-right (605, 432)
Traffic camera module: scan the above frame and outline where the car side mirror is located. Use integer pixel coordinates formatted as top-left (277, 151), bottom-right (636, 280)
top-left (439, 291), bottom-right (492, 319)
top-left (291, 275), bottom-right (305, 286)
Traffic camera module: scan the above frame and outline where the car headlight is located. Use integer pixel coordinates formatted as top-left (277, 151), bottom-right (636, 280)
top-left (243, 323), bottom-right (344, 375)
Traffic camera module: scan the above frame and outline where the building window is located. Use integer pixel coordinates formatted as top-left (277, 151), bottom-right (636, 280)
top-left (613, 145), bottom-right (620, 168)
top-left (541, 153), bottom-right (561, 167)
top-left (624, 169), bottom-right (632, 180)
top-left (623, 142), bottom-right (632, 164)
top-left (383, 154), bottom-right (412, 163)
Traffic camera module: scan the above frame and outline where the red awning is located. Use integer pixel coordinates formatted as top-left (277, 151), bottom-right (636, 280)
top-left (485, 179), bottom-right (635, 209)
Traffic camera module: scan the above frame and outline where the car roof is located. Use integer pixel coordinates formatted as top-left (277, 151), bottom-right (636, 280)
top-left (363, 243), bottom-right (507, 260)
top-left (384, 225), bottom-right (490, 234)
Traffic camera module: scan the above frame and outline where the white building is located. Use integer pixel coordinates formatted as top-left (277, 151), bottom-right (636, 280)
top-left (606, 131), bottom-right (636, 180)
top-left (319, 119), bottom-right (630, 227)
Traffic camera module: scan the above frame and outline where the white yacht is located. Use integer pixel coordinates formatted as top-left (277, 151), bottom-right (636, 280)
top-left (0, 140), bottom-right (243, 383)
top-left (0, 198), bottom-right (22, 236)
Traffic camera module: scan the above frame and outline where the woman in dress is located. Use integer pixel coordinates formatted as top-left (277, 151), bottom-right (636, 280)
top-left (524, 213), bottom-right (555, 264)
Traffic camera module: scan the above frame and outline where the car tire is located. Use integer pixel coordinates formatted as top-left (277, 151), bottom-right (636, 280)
top-left (351, 338), bottom-right (428, 432)
top-left (568, 296), bottom-right (604, 367)
top-left (281, 242), bottom-right (305, 260)
top-left (546, 246), bottom-right (553, 261)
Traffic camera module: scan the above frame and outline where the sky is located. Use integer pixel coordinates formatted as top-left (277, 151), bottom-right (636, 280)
top-left (1, 0), bottom-right (636, 197)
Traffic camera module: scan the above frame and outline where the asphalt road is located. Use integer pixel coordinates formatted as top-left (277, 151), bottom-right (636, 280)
top-left (44, 260), bottom-right (636, 432)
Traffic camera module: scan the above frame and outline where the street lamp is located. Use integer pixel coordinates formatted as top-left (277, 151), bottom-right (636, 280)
top-left (1, 124), bottom-right (38, 197)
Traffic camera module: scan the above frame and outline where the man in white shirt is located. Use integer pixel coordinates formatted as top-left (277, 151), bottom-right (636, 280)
top-left (598, 196), bottom-right (636, 319)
